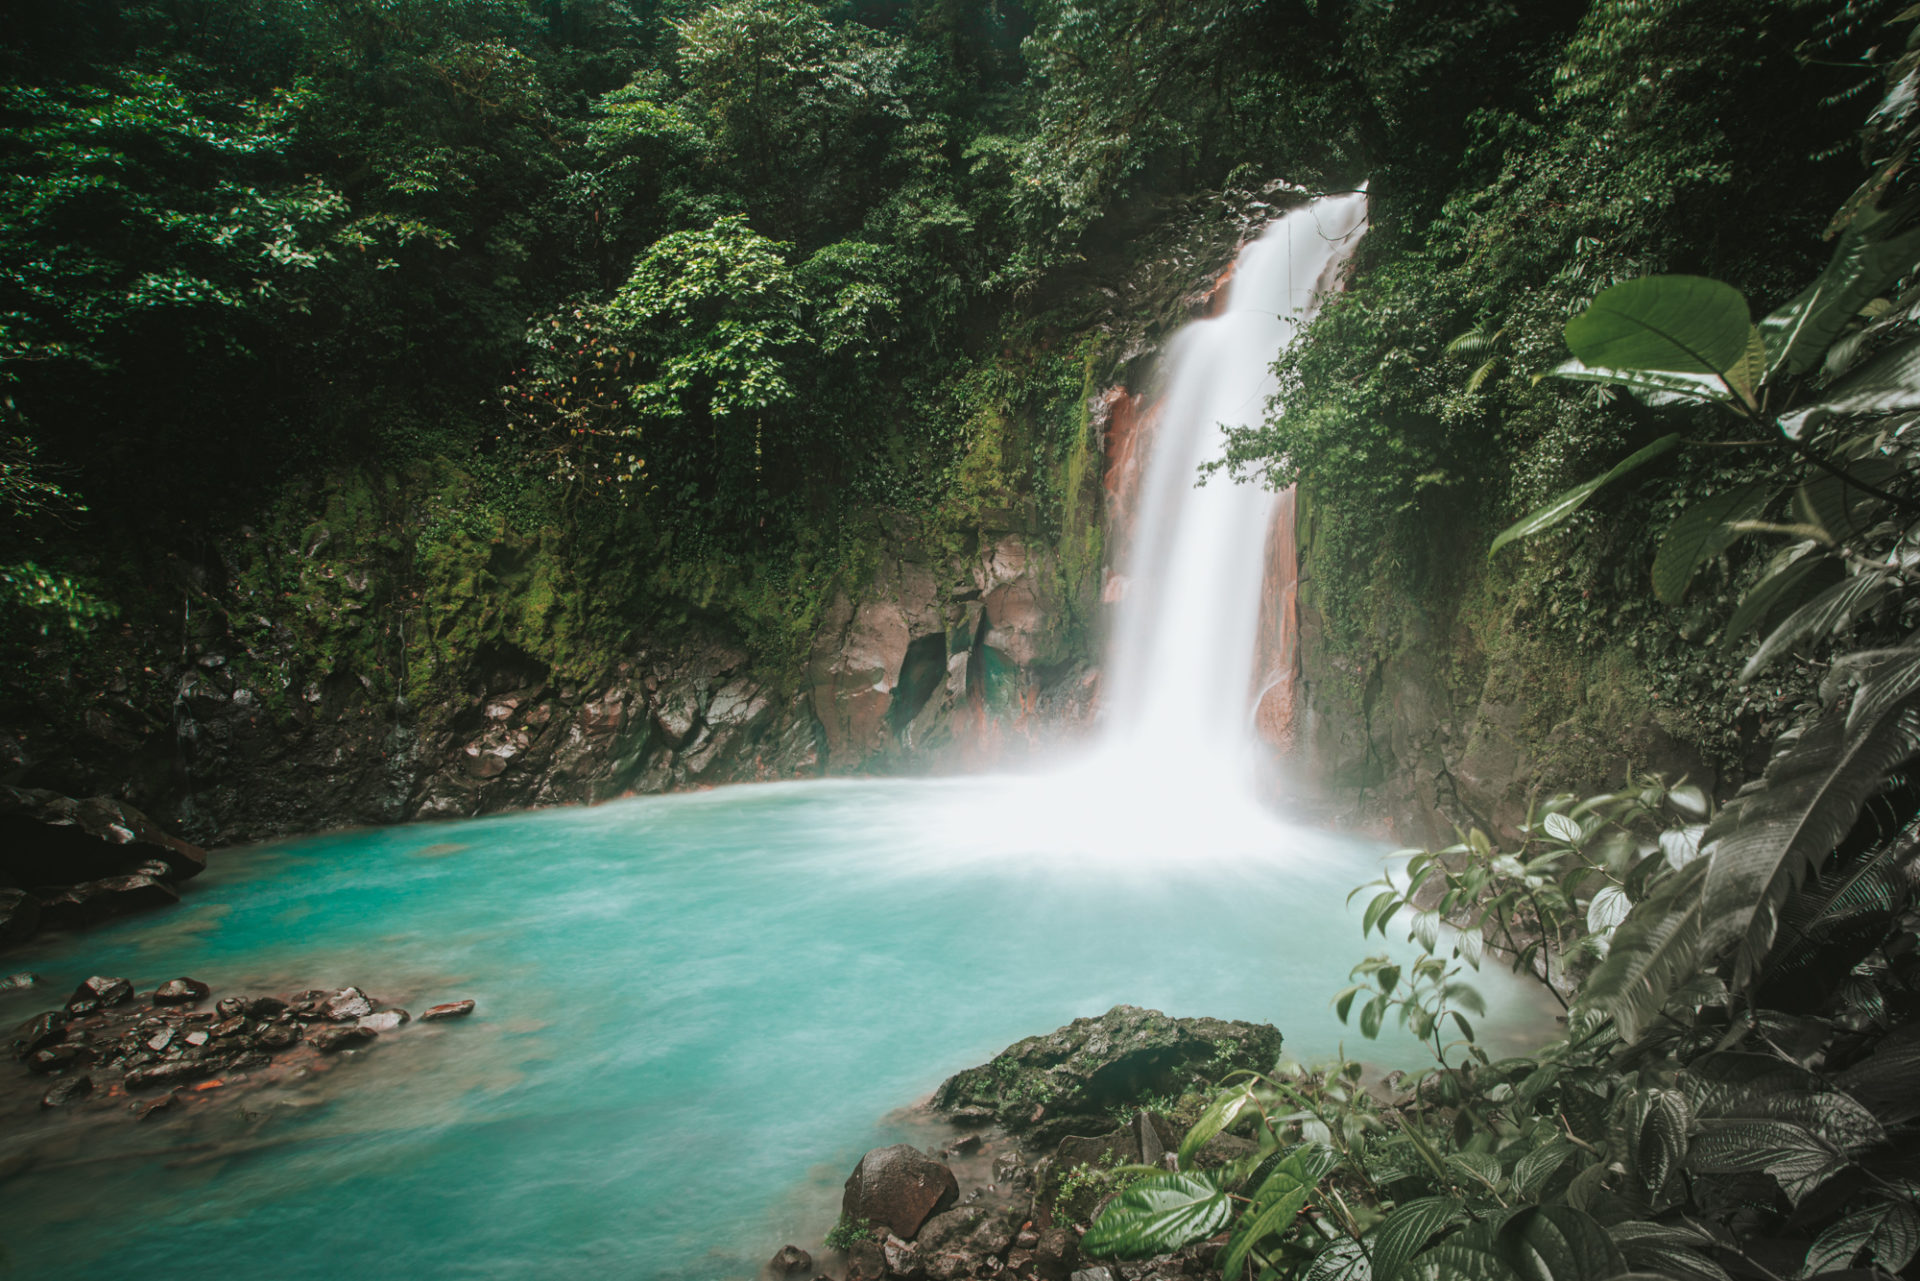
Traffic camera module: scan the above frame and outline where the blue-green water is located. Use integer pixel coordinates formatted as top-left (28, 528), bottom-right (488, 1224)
top-left (0, 776), bottom-right (1551, 1279)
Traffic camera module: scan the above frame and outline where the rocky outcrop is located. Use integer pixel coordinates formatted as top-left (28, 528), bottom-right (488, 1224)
top-left (931, 1004), bottom-right (1282, 1147)
top-left (0, 787), bottom-right (207, 949)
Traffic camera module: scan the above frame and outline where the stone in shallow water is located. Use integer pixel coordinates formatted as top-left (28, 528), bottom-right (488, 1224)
top-left (125, 1059), bottom-right (217, 1089)
top-left (845, 1240), bottom-right (887, 1281)
top-left (183, 1030), bottom-right (209, 1048)
top-left (256, 1024), bottom-right (299, 1050)
top-left (308, 1025), bottom-right (377, 1053)
top-left (13, 1010), bottom-right (68, 1059)
top-left (420, 1000), bottom-right (475, 1021)
top-left (357, 1010), bottom-right (408, 1032)
top-left (28, 1043), bottom-right (94, 1075)
top-left (0, 971), bottom-right (40, 992)
top-left (67, 975), bottom-right (132, 1013)
top-left (244, 995), bottom-right (289, 1019)
top-left (215, 998), bottom-right (246, 1021)
top-left (769, 1244), bottom-right (813, 1275)
top-left (841, 1144), bottom-right (958, 1241)
top-left (154, 977), bottom-right (210, 1006)
top-left (321, 988), bottom-right (373, 1021)
top-left (41, 1074), bottom-right (93, 1109)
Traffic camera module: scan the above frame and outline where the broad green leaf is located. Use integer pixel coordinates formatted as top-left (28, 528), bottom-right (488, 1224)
top-left (1699, 697), bottom-right (1920, 982)
top-left (1307, 1238), bottom-right (1374, 1281)
top-left (1490, 436), bottom-right (1682, 556)
top-left (1364, 890), bottom-right (1402, 938)
top-left (1628, 1088), bottom-right (1692, 1198)
top-left (1368, 1197), bottom-right (1466, 1281)
top-left (1759, 204), bottom-right (1920, 379)
top-left (1511, 1140), bottom-right (1576, 1195)
top-left (1586, 886), bottom-right (1631, 934)
top-left (1739, 569), bottom-right (1897, 682)
top-left (1564, 276), bottom-right (1752, 374)
top-left (1492, 1206), bottom-right (1627, 1281)
top-left (1360, 993), bottom-right (1388, 1039)
top-left (1609, 1223), bottom-right (1732, 1281)
top-left (1178, 1085), bottom-right (1258, 1168)
top-left (1794, 459), bottom-right (1899, 546)
top-left (1651, 484), bottom-right (1773, 605)
top-left (1545, 358), bottom-right (1731, 403)
top-left (1575, 859), bottom-right (1708, 1040)
top-left (1722, 547), bottom-right (1837, 651)
top-left (1223, 1157), bottom-right (1323, 1281)
top-left (1800, 1198), bottom-right (1920, 1276)
top-left (1080, 1171), bottom-right (1231, 1258)
top-left (1723, 326), bottom-right (1767, 408)
top-left (1543, 812), bottom-right (1582, 844)
top-left (1689, 1117), bottom-right (1850, 1205)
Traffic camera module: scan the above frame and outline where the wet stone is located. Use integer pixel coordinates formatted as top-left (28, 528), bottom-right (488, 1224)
top-left (309, 1025), bottom-right (377, 1053)
top-left (770, 1244), bottom-right (813, 1275)
top-left (125, 1059), bottom-right (220, 1089)
top-left (153, 977), bottom-right (211, 1006)
top-left (13, 1010), bottom-right (68, 1059)
top-left (229, 1051), bottom-right (272, 1072)
top-left (183, 1031), bottom-right (209, 1048)
top-left (256, 1025), bottom-right (298, 1050)
top-left (68, 975), bottom-right (132, 1012)
top-left (420, 1000), bottom-right (475, 1021)
top-left (358, 1011), bottom-right (408, 1033)
top-left (321, 987), bottom-right (373, 1022)
top-left (40, 1074), bottom-right (93, 1109)
top-left (0, 972), bottom-right (41, 992)
top-left (29, 1043), bottom-right (94, 1074)
top-left (211, 1017), bottom-right (247, 1038)
top-left (215, 998), bottom-right (246, 1021)
top-left (146, 1029), bottom-right (174, 1053)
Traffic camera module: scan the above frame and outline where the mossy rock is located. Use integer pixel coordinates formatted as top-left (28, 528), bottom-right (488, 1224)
top-left (931, 1004), bottom-right (1281, 1148)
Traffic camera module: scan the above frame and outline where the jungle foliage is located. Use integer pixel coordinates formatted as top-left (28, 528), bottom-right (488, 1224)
top-left (1087, 13), bottom-right (1920, 1277)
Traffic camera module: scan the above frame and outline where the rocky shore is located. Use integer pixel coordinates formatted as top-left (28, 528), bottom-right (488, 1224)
top-left (766, 1006), bottom-right (1284, 1281)
top-left (6, 970), bottom-right (472, 1131)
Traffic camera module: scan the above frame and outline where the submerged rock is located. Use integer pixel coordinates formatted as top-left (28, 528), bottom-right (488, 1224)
top-left (842, 1144), bottom-right (959, 1241)
top-left (39, 875), bottom-right (180, 931)
top-left (931, 1004), bottom-right (1281, 1144)
top-left (420, 999), bottom-right (475, 1021)
top-left (308, 1025), bottom-right (377, 1053)
top-left (41, 1074), bottom-right (93, 1109)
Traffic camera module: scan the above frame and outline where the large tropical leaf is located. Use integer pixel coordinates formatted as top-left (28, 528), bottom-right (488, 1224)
top-left (1309, 1238), bottom-right (1375, 1281)
top-left (1800, 1199), bottom-right (1920, 1276)
top-left (1608, 1223), bottom-right (1733, 1281)
top-left (1739, 570), bottom-right (1896, 682)
top-left (1490, 436), bottom-right (1682, 557)
top-left (1366, 1197), bottom-right (1467, 1281)
top-left (1759, 203), bottom-right (1920, 380)
top-left (1795, 460), bottom-right (1899, 546)
top-left (1080, 1171), bottom-right (1232, 1258)
top-left (1624, 1087), bottom-right (1692, 1202)
top-left (1835, 1023), bottom-right (1920, 1125)
top-left (1576, 859), bottom-right (1709, 1040)
top-left (1722, 547), bottom-right (1839, 651)
top-left (1651, 484), bottom-right (1773, 604)
top-left (1782, 335), bottom-right (1920, 438)
top-left (1546, 359), bottom-right (1732, 403)
top-left (1699, 700), bottom-right (1920, 983)
top-left (1218, 1145), bottom-right (1343, 1280)
top-left (1491, 1206), bottom-right (1628, 1281)
top-left (1565, 276), bottom-right (1752, 375)
top-left (1687, 1118), bottom-right (1850, 1206)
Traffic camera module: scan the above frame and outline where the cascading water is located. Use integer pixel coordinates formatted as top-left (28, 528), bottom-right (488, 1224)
top-left (1102, 192), bottom-right (1368, 785)
top-left (0, 192), bottom-right (1543, 1281)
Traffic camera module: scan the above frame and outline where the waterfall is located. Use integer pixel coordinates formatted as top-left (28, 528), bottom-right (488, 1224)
top-left (1096, 192), bottom-right (1368, 792)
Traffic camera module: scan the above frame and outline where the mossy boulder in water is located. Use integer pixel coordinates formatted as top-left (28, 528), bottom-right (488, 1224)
top-left (931, 1004), bottom-right (1281, 1145)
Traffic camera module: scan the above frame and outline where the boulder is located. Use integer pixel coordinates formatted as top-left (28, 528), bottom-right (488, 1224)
top-left (67, 975), bottom-right (134, 1012)
top-left (38, 874), bottom-right (180, 931)
top-left (0, 888), bottom-right (40, 947)
top-left (0, 785), bottom-right (207, 887)
top-left (309, 1025), bottom-right (377, 1053)
top-left (932, 1005), bottom-right (1281, 1144)
top-left (841, 1144), bottom-right (959, 1241)
top-left (420, 999), bottom-right (475, 1021)
top-left (153, 977), bottom-right (211, 1006)
top-left (769, 1244), bottom-right (813, 1275)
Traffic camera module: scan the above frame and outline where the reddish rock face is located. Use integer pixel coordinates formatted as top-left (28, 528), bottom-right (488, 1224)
top-left (1099, 387), bottom-right (1157, 560)
top-left (841, 1144), bottom-right (959, 1242)
top-left (1252, 486), bottom-right (1301, 753)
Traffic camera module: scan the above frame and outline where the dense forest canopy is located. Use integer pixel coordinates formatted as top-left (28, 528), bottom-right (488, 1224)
top-left (0, 0), bottom-right (1899, 711)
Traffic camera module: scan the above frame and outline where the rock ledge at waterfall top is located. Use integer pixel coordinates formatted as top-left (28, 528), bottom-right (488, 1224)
top-left (930, 1004), bottom-right (1282, 1147)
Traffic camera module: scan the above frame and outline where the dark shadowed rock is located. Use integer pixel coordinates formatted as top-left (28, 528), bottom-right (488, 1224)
top-left (1033, 1228), bottom-right (1079, 1281)
top-left (845, 1239), bottom-right (887, 1281)
top-left (309, 1025), bottom-right (377, 1052)
top-left (257, 1024), bottom-right (299, 1050)
top-left (0, 889), bottom-right (40, 947)
top-left (244, 995), bottom-right (289, 1019)
top-left (215, 997), bottom-right (246, 1020)
top-left (420, 999), bottom-right (475, 1021)
top-left (915, 1206), bottom-right (1020, 1281)
top-left (842, 1144), bottom-right (959, 1241)
top-left (153, 977), bottom-right (211, 1006)
top-left (884, 1235), bottom-right (924, 1280)
top-left (932, 1005), bottom-right (1281, 1144)
top-left (67, 975), bottom-right (133, 1012)
top-left (769, 1244), bottom-right (813, 1275)
top-left (29, 1043), bottom-right (96, 1074)
top-left (0, 785), bottom-right (207, 887)
top-left (39, 875), bottom-right (180, 931)
top-left (41, 1074), bottom-right (93, 1108)
top-left (13, 1010), bottom-right (68, 1058)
